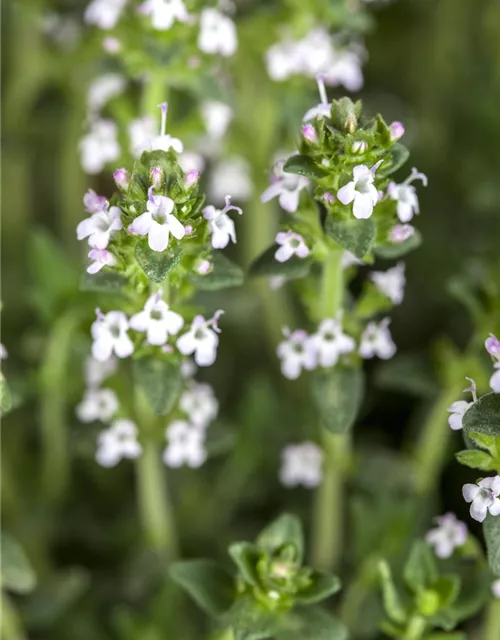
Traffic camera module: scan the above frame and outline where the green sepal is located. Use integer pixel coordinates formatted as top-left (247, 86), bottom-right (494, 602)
top-left (1, 534), bottom-right (37, 594)
top-left (463, 393), bottom-right (500, 438)
top-left (249, 246), bottom-right (311, 279)
top-left (135, 240), bottom-right (182, 283)
top-left (283, 155), bottom-right (327, 179)
top-left (80, 270), bottom-right (128, 293)
top-left (325, 215), bottom-right (376, 260)
top-left (228, 543), bottom-right (262, 587)
top-left (132, 357), bottom-right (181, 415)
top-left (374, 230), bottom-right (422, 259)
top-left (256, 514), bottom-right (304, 563)
top-left (311, 367), bottom-right (364, 434)
top-left (191, 252), bottom-right (244, 291)
top-left (294, 570), bottom-right (341, 605)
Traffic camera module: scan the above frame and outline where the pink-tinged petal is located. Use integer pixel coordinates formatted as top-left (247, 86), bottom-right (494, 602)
top-left (148, 221), bottom-right (170, 252)
top-left (352, 193), bottom-right (374, 219)
top-left (114, 334), bottom-right (134, 359)
top-left (129, 311), bottom-right (148, 332)
top-left (279, 189), bottom-right (300, 213)
top-left (167, 214), bottom-right (186, 240)
top-left (490, 369), bottom-right (500, 393)
top-left (397, 201), bottom-right (414, 223)
top-left (77, 217), bottom-right (94, 240)
top-left (92, 339), bottom-right (113, 363)
top-left (462, 483), bottom-right (480, 503)
top-left (176, 332), bottom-right (196, 356)
top-left (295, 244), bottom-right (309, 258)
top-left (261, 181), bottom-right (284, 203)
top-left (489, 499), bottom-right (500, 517)
top-left (275, 231), bottom-right (289, 245)
top-left (337, 182), bottom-right (355, 205)
top-left (87, 261), bottom-right (104, 274)
top-left (203, 205), bottom-right (217, 221)
top-left (490, 476), bottom-right (500, 495)
top-left (165, 311), bottom-right (184, 335)
top-left (448, 413), bottom-right (464, 431)
top-left (275, 244), bottom-right (294, 263)
top-left (470, 500), bottom-right (488, 523)
top-left (448, 400), bottom-right (470, 414)
top-left (131, 211), bottom-right (152, 236)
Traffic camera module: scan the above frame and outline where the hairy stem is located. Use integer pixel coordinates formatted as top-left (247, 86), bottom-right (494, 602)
top-left (311, 247), bottom-right (347, 570)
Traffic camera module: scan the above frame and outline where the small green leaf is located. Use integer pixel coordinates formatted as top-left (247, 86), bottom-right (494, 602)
top-left (433, 575), bottom-right (461, 609)
top-left (325, 215), bottom-right (376, 259)
top-left (256, 514), bottom-right (304, 562)
top-left (465, 431), bottom-right (497, 453)
top-left (455, 449), bottom-right (496, 471)
top-left (276, 607), bottom-right (348, 640)
top-left (374, 230), bottom-right (422, 259)
top-left (228, 543), bottom-right (262, 587)
top-left (403, 541), bottom-right (438, 592)
top-left (191, 253), bottom-right (244, 291)
top-left (378, 144), bottom-right (410, 177)
top-left (133, 357), bottom-right (181, 415)
top-left (378, 560), bottom-right (407, 625)
top-left (249, 246), bottom-right (311, 279)
top-left (311, 367), bottom-right (364, 434)
top-left (80, 270), bottom-right (127, 293)
top-left (463, 394), bottom-right (500, 438)
top-left (0, 373), bottom-right (12, 416)
top-left (295, 570), bottom-right (341, 605)
top-left (425, 633), bottom-right (467, 640)
top-left (1, 534), bottom-right (36, 594)
top-left (283, 155), bottom-right (326, 179)
top-left (169, 560), bottom-right (235, 618)
top-left (228, 596), bottom-right (283, 640)
top-left (483, 513), bottom-right (500, 575)
top-left (135, 241), bottom-right (182, 283)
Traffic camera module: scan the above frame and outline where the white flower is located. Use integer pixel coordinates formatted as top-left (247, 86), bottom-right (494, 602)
top-left (389, 224), bottom-right (415, 243)
top-left (163, 420), bottom-right (207, 468)
top-left (311, 319), bottom-right (356, 368)
top-left (83, 189), bottom-right (108, 214)
top-left (303, 77), bottom-right (332, 122)
top-left (485, 335), bottom-right (500, 393)
top-left (96, 419), bottom-right (142, 467)
top-left (76, 387), bottom-right (119, 423)
top-left (130, 188), bottom-right (185, 252)
top-left (198, 8), bottom-right (237, 57)
top-left (128, 116), bottom-right (157, 156)
top-left (87, 73), bottom-right (125, 114)
top-left (177, 311), bottom-right (223, 367)
top-left (87, 248), bottom-right (117, 274)
top-left (77, 206), bottom-right (122, 249)
top-left (84, 355), bottom-right (117, 388)
top-left (79, 119), bottom-right (121, 174)
top-left (322, 48), bottom-right (364, 91)
top-left (447, 400), bottom-right (471, 431)
top-left (277, 328), bottom-right (317, 380)
top-left (492, 579), bottom-right (500, 599)
top-left (337, 164), bottom-right (379, 219)
top-left (130, 292), bottom-right (184, 346)
top-left (201, 101), bottom-right (233, 139)
top-left (462, 476), bottom-right (500, 523)
top-left (388, 167), bottom-right (428, 223)
top-left (139, 0), bottom-right (189, 30)
top-left (178, 151), bottom-right (205, 174)
top-left (266, 40), bottom-right (302, 81)
top-left (179, 382), bottom-right (218, 428)
top-left (132, 103), bottom-right (184, 156)
top-left (274, 231), bottom-right (310, 263)
top-left (84, 0), bottom-right (127, 29)
top-left (203, 195), bottom-right (243, 249)
top-left (209, 157), bottom-right (253, 203)
top-left (359, 318), bottom-right (396, 360)
top-left (425, 513), bottom-right (467, 558)
top-left (280, 442), bottom-right (323, 488)
top-left (91, 310), bottom-right (134, 362)
top-left (261, 158), bottom-right (309, 213)
top-left (370, 263), bottom-right (406, 305)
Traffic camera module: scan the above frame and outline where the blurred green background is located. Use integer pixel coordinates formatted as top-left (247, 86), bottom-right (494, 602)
top-left (3, 0), bottom-right (500, 638)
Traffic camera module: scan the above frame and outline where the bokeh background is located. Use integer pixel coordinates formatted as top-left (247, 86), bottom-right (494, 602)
top-left (3, 0), bottom-right (500, 638)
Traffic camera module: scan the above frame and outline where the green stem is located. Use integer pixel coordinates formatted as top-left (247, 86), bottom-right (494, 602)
top-left (485, 597), bottom-right (500, 640)
top-left (1, 592), bottom-right (27, 640)
top-left (311, 247), bottom-right (347, 570)
top-left (209, 628), bottom-right (235, 640)
top-left (404, 614), bottom-right (426, 640)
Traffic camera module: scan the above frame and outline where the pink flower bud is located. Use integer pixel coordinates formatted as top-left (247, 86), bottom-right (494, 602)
top-left (486, 335), bottom-right (500, 357)
top-left (184, 169), bottom-right (199, 188)
top-left (323, 192), bottom-right (335, 203)
top-left (352, 140), bottom-right (367, 154)
top-left (389, 121), bottom-right (405, 141)
top-left (389, 224), bottom-right (415, 243)
top-left (184, 225), bottom-right (193, 235)
top-left (113, 168), bottom-right (130, 191)
top-left (194, 259), bottom-right (212, 275)
top-left (150, 166), bottom-right (163, 188)
top-left (302, 124), bottom-right (318, 144)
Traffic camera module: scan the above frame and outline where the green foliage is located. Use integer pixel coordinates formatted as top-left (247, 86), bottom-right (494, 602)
top-left (191, 253), bottom-right (244, 290)
top-left (311, 367), bottom-right (364, 434)
top-left (249, 246), bottom-right (311, 279)
top-left (1, 534), bottom-right (36, 594)
top-left (0, 372), bottom-right (12, 416)
top-left (375, 230), bottom-right (422, 259)
top-left (80, 270), bottom-right (128, 293)
top-left (283, 155), bottom-right (328, 180)
top-left (135, 241), bottom-right (182, 283)
top-left (169, 560), bottom-right (235, 617)
top-left (377, 143), bottom-right (410, 177)
top-left (325, 215), bottom-right (376, 260)
top-left (463, 393), bottom-right (500, 438)
top-left (455, 448), bottom-right (497, 471)
top-left (483, 513), bottom-right (500, 576)
top-left (132, 357), bottom-right (182, 415)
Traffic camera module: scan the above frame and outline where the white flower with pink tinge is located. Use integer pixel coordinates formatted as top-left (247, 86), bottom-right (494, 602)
top-left (96, 419), bottom-right (142, 467)
top-left (163, 420), bottom-right (207, 468)
top-left (387, 167), bottom-right (428, 223)
top-left (139, 0), bottom-right (189, 31)
top-left (277, 328), bottom-right (317, 380)
top-left (84, 0), bottom-right (127, 30)
top-left (77, 206), bottom-right (122, 249)
top-left (203, 195), bottom-right (243, 249)
top-left (177, 311), bottom-right (223, 367)
top-left (274, 231), bottom-right (309, 263)
top-left (312, 318), bottom-right (355, 368)
top-left (463, 476), bottom-right (500, 523)
top-left (447, 401), bottom-right (471, 431)
top-left (91, 309), bottom-right (134, 362)
top-left (76, 387), bottom-right (119, 423)
top-left (425, 513), bottom-right (467, 558)
top-left (87, 248), bottom-right (117, 274)
top-left (337, 164), bottom-right (379, 219)
top-left (389, 224), bottom-right (415, 243)
top-left (486, 334), bottom-right (500, 393)
top-left (83, 189), bottom-right (108, 213)
top-left (130, 292), bottom-right (184, 346)
top-left (197, 8), bottom-right (237, 57)
top-left (280, 442), bottom-right (323, 488)
top-left (359, 318), bottom-right (396, 360)
top-left (84, 355), bottom-right (117, 388)
top-left (370, 263), bottom-right (406, 305)
top-left (130, 187), bottom-right (185, 252)
top-left (261, 158), bottom-right (309, 213)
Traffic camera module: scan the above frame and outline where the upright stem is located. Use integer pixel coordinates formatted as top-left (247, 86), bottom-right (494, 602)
top-left (311, 247), bottom-right (347, 570)
top-left (485, 597), bottom-right (500, 640)
top-left (1, 593), bottom-right (26, 640)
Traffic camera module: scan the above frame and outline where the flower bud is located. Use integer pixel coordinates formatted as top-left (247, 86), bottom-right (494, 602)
top-left (184, 225), bottom-right (193, 235)
top-left (301, 124), bottom-right (318, 144)
top-left (150, 166), bottom-right (163, 189)
top-left (389, 223), bottom-right (414, 243)
top-left (194, 259), bottom-right (212, 275)
top-left (351, 140), bottom-right (367, 154)
top-left (323, 192), bottom-right (335, 203)
top-left (184, 169), bottom-right (200, 188)
top-left (113, 168), bottom-right (130, 191)
top-left (344, 112), bottom-right (357, 134)
top-left (389, 121), bottom-right (405, 141)
top-left (486, 335), bottom-right (500, 357)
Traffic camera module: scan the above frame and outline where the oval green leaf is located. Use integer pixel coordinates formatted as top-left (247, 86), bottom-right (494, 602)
top-left (132, 357), bottom-right (181, 416)
top-left (463, 393), bottom-right (500, 438)
top-left (135, 241), bottom-right (182, 283)
top-left (191, 252), bottom-right (244, 291)
top-left (249, 245), bottom-right (311, 279)
top-left (325, 215), bottom-right (376, 260)
top-left (283, 155), bottom-right (326, 179)
top-left (311, 367), bottom-right (364, 434)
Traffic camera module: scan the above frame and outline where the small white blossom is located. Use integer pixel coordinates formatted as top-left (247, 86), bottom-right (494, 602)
top-left (180, 382), bottom-right (218, 428)
top-left (91, 310), bottom-right (134, 362)
top-left (388, 167), bottom-right (428, 223)
top-left (76, 387), bottom-right (119, 423)
top-left (280, 442), bottom-right (323, 488)
top-left (274, 231), bottom-right (309, 263)
top-left (177, 312), bottom-right (223, 367)
top-left (209, 157), bottom-right (253, 203)
top-left (261, 158), bottom-right (309, 213)
top-left (84, 355), bottom-right (117, 388)
top-left (87, 73), bottom-right (126, 114)
top-left (130, 292), bottom-right (184, 346)
top-left (370, 263), bottom-right (406, 305)
top-left (337, 164), bottom-right (379, 219)
top-left (77, 206), bottom-right (122, 249)
top-left (359, 318), bottom-right (396, 360)
top-left (179, 151), bottom-right (205, 174)
top-left (83, 189), bottom-right (108, 214)
top-left (79, 119), bottom-right (121, 174)
top-left (201, 101), bottom-right (233, 139)
top-left (87, 248), bottom-right (117, 274)
top-left (447, 401), bottom-right (471, 431)
top-left (133, 103), bottom-right (184, 156)
top-left (203, 195), bottom-right (243, 249)
top-left (96, 419), bottom-right (142, 467)
top-left (198, 8), bottom-right (237, 57)
top-left (425, 513), bottom-right (467, 558)
top-left (84, 0), bottom-right (127, 29)
top-left (492, 580), bottom-right (500, 599)
top-left (277, 329), bottom-right (317, 380)
top-left (180, 359), bottom-right (197, 378)
top-left (490, 365), bottom-right (500, 393)
top-left (139, 0), bottom-right (189, 30)
top-left (266, 40), bottom-right (303, 82)
top-left (389, 224), bottom-right (415, 243)
top-left (463, 476), bottom-right (500, 523)
top-left (128, 116), bottom-right (157, 156)
top-left (312, 319), bottom-right (356, 368)
top-left (130, 188), bottom-right (185, 252)
top-left (163, 420), bottom-right (207, 468)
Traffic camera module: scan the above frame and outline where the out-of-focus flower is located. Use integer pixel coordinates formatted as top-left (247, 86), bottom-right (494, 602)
top-left (280, 442), bottom-right (323, 488)
top-left (179, 382), bottom-right (218, 428)
top-left (388, 167), bottom-right (428, 223)
top-left (139, 0), bottom-right (189, 31)
top-left (311, 319), bottom-right (356, 368)
top-left (203, 195), bottom-right (243, 249)
top-left (177, 311), bottom-right (223, 367)
top-left (87, 73), bottom-right (126, 114)
top-left (91, 310), bottom-right (134, 362)
top-left (84, 0), bottom-right (127, 30)
top-left (370, 263), bottom-right (406, 305)
top-left (425, 513), bottom-right (467, 558)
top-left (277, 329), bottom-right (317, 380)
top-left (359, 318), bottom-right (396, 360)
top-left (96, 419), bottom-right (142, 467)
top-left (274, 231), bottom-right (309, 263)
top-left (130, 292), bottom-right (184, 345)
top-left (77, 206), bottom-right (122, 249)
top-left (76, 387), bottom-right (119, 423)
top-left (79, 119), bottom-right (121, 174)
top-left (210, 157), bottom-right (253, 203)
top-left (163, 420), bottom-right (207, 467)
top-left (198, 8), bottom-right (237, 57)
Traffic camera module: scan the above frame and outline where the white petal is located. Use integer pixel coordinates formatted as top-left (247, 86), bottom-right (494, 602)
top-left (275, 244), bottom-right (294, 263)
top-left (489, 499), bottom-right (500, 517)
top-left (462, 483), bottom-right (480, 503)
top-left (129, 311), bottom-right (149, 332)
top-left (131, 211), bottom-right (152, 235)
top-left (194, 344), bottom-right (217, 367)
top-left (148, 221), bottom-right (170, 252)
top-left (261, 182), bottom-right (284, 203)
top-left (490, 369), bottom-right (500, 393)
top-left (147, 323), bottom-right (168, 346)
top-left (211, 229), bottom-right (230, 249)
top-left (92, 338), bottom-right (113, 362)
top-left (352, 193), bottom-right (374, 219)
top-left (177, 332), bottom-right (196, 355)
top-left (448, 413), bottom-right (464, 431)
top-left (113, 334), bottom-right (134, 358)
top-left (167, 214), bottom-right (186, 240)
top-left (337, 182), bottom-right (356, 205)
top-left (279, 189), bottom-right (300, 213)
top-left (281, 356), bottom-right (302, 380)
top-left (77, 217), bottom-right (95, 240)
top-left (397, 201), bottom-right (414, 223)
top-left (470, 500), bottom-right (488, 523)
top-left (165, 310), bottom-right (184, 335)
